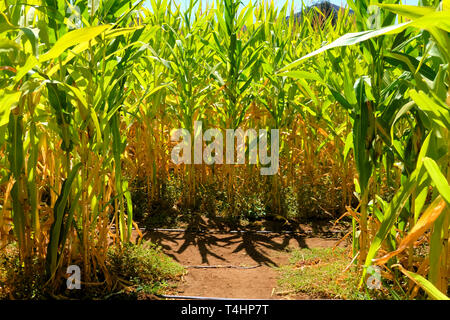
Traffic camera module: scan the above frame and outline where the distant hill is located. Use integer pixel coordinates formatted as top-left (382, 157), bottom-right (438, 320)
top-left (287, 1), bottom-right (353, 26)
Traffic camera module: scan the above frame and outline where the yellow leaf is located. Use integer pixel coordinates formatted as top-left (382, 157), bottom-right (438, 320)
top-left (40, 25), bottom-right (111, 62)
top-left (374, 196), bottom-right (446, 265)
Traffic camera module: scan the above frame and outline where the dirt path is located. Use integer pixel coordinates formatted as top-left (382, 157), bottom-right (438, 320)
top-left (144, 230), bottom-right (344, 299)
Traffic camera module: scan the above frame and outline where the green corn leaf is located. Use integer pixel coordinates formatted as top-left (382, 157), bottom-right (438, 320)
top-left (46, 162), bottom-right (82, 277)
top-left (58, 189), bottom-right (82, 266)
top-left (376, 4), bottom-right (436, 20)
top-left (343, 131), bottom-right (353, 163)
top-left (361, 166), bottom-right (422, 285)
top-left (384, 51), bottom-right (436, 81)
top-left (7, 113), bottom-right (25, 250)
top-left (279, 10), bottom-right (450, 72)
top-left (0, 90), bottom-right (21, 128)
top-left (40, 25), bottom-right (111, 62)
top-left (279, 22), bottom-right (412, 72)
top-left (0, 38), bottom-right (20, 51)
top-left (423, 157), bottom-right (450, 205)
top-left (276, 71), bottom-right (325, 83)
top-left (395, 264), bottom-right (450, 300)
top-left (429, 211), bottom-right (445, 288)
top-left (410, 90), bottom-right (450, 129)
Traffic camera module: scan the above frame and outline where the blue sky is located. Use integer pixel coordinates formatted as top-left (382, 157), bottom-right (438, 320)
top-left (144, 0), bottom-right (420, 12)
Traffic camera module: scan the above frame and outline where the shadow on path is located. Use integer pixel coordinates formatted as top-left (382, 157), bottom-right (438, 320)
top-left (143, 217), bottom-right (310, 266)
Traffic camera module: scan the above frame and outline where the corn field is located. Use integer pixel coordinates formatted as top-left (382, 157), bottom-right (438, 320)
top-left (0, 0), bottom-right (449, 299)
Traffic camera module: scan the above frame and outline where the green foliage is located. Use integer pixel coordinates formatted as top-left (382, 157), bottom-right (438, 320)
top-left (107, 241), bottom-right (185, 288)
top-left (0, 243), bottom-right (47, 299)
top-left (281, 1), bottom-right (450, 298)
top-left (277, 247), bottom-right (369, 300)
top-left (0, 0), bottom-right (449, 300)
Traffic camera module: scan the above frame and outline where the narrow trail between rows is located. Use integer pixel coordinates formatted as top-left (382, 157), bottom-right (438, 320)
top-left (144, 230), bottom-right (344, 300)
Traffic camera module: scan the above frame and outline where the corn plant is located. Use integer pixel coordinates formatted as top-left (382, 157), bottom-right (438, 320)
top-left (1, 0), bottom-right (448, 299)
top-left (281, 0), bottom-right (449, 298)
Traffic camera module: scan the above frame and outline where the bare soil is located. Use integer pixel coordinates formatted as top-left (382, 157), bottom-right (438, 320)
top-left (144, 229), bottom-right (346, 300)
